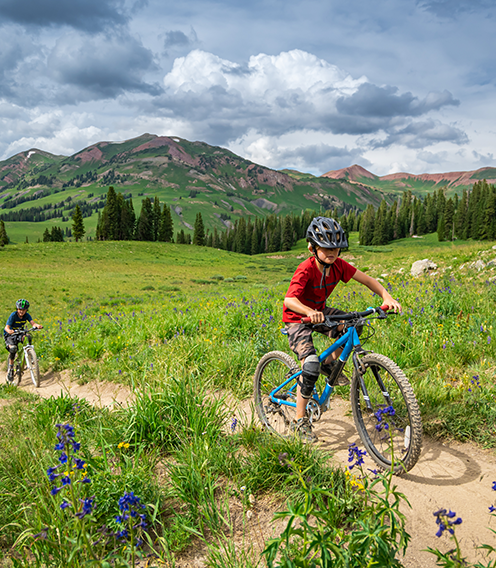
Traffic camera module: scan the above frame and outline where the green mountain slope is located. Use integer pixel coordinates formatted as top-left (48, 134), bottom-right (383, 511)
top-left (0, 134), bottom-right (391, 242)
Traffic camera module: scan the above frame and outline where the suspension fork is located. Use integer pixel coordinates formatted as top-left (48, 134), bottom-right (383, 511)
top-left (352, 349), bottom-right (393, 410)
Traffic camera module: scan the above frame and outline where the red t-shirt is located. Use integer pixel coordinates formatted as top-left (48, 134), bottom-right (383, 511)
top-left (283, 256), bottom-right (357, 323)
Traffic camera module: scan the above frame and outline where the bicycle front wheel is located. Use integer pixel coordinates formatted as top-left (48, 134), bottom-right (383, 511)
top-left (254, 351), bottom-right (300, 436)
top-left (351, 353), bottom-right (422, 474)
top-left (26, 348), bottom-right (40, 387)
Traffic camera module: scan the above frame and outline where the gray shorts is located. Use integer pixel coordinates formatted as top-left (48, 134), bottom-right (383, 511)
top-left (285, 307), bottom-right (347, 361)
top-left (4, 334), bottom-right (20, 355)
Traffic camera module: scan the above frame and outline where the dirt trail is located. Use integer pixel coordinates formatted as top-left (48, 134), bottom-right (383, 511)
top-left (14, 373), bottom-right (496, 567)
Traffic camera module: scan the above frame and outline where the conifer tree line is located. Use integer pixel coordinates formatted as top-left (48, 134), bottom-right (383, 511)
top-left (95, 187), bottom-right (174, 242)
top-left (202, 207), bottom-right (358, 255)
top-left (358, 180), bottom-right (496, 245)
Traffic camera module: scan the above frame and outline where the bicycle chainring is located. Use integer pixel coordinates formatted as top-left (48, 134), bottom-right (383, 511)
top-left (306, 399), bottom-right (322, 422)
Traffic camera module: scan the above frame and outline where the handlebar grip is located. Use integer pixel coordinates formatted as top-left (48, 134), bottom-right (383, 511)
top-left (379, 304), bottom-right (389, 311)
top-left (301, 317), bottom-right (311, 324)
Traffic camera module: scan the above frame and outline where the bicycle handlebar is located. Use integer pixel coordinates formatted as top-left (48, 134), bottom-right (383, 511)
top-left (300, 304), bottom-right (390, 324)
top-left (10, 327), bottom-right (39, 337)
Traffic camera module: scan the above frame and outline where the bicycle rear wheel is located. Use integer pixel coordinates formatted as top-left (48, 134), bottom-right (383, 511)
top-left (5, 356), bottom-right (20, 387)
top-left (351, 353), bottom-right (422, 474)
top-left (254, 351), bottom-right (300, 436)
top-left (26, 348), bottom-right (40, 387)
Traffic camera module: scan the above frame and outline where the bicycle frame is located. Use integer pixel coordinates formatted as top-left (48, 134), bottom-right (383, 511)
top-left (8, 328), bottom-right (39, 386)
top-left (270, 324), bottom-right (362, 409)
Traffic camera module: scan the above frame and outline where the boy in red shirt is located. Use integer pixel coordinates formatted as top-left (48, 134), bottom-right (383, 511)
top-left (283, 217), bottom-right (401, 442)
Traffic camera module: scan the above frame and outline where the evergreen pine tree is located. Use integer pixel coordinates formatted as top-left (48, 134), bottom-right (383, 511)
top-left (158, 204), bottom-right (174, 242)
top-left (416, 200), bottom-right (427, 235)
top-left (454, 189), bottom-right (468, 239)
top-left (43, 228), bottom-right (51, 242)
top-left (481, 185), bottom-right (496, 240)
top-left (120, 198), bottom-right (136, 240)
top-left (444, 198), bottom-right (455, 241)
top-left (0, 220), bottom-right (9, 245)
top-left (106, 186), bottom-right (119, 239)
top-left (71, 205), bottom-right (85, 242)
top-left (359, 204), bottom-right (375, 245)
top-left (372, 200), bottom-right (388, 245)
top-left (282, 215), bottom-right (293, 251)
top-left (136, 198), bottom-right (154, 241)
top-left (437, 216), bottom-right (445, 242)
top-left (268, 220), bottom-right (282, 252)
top-left (234, 218), bottom-right (246, 253)
top-left (193, 212), bottom-right (205, 246)
top-left (153, 197), bottom-right (161, 241)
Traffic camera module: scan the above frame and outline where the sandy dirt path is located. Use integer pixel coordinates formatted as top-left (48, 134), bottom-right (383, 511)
top-left (14, 372), bottom-right (496, 567)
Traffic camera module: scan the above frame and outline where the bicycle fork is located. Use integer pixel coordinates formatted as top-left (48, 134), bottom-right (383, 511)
top-left (353, 349), bottom-right (392, 411)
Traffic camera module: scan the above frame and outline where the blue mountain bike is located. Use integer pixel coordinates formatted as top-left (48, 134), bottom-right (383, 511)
top-left (253, 306), bottom-right (423, 473)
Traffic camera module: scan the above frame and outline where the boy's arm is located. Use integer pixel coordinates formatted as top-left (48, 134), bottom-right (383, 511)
top-left (351, 270), bottom-right (402, 313)
top-left (284, 296), bottom-right (325, 323)
top-left (27, 314), bottom-right (42, 330)
top-left (5, 325), bottom-right (13, 335)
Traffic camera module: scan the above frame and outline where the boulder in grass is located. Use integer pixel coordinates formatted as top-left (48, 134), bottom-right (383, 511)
top-left (411, 259), bottom-right (438, 277)
top-left (468, 260), bottom-right (486, 271)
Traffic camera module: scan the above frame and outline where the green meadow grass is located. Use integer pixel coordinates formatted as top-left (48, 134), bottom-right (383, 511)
top-left (0, 233), bottom-right (495, 565)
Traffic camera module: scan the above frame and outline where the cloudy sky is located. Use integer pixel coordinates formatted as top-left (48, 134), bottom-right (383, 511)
top-left (0, 0), bottom-right (494, 176)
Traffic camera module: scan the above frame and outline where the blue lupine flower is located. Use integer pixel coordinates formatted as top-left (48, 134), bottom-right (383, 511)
top-left (374, 406), bottom-right (396, 432)
top-left (60, 500), bottom-right (70, 510)
top-left (231, 416), bottom-right (237, 433)
top-left (75, 497), bottom-right (95, 519)
top-left (50, 486), bottom-right (61, 495)
top-left (489, 505), bottom-right (496, 513)
top-left (348, 443), bottom-right (367, 470)
top-left (492, 481), bottom-right (496, 491)
top-left (433, 508), bottom-right (462, 537)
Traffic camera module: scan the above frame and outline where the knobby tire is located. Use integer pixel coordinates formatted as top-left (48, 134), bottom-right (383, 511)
top-left (26, 348), bottom-right (40, 388)
top-left (351, 352), bottom-right (422, 474)
top-left (254, 351), bottom-right (300, 436)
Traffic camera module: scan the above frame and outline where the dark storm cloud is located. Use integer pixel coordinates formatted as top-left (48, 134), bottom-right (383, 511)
top-left (276, 143), bottom-right (370, 173)
top-left (0, 0), bottom-right (128, 31)
top-left (417, 0), bottom-right (494, 18)
top-left (48, 33), bottom-right (162, 99)
top-left (164, 30), bottom-right (192, 48)
top-left (0, 30), bottom-right (38, 98)
top-left (336, 84), bottom-right (459, 118)
top-left (373, 120), bottom-right (469, 149)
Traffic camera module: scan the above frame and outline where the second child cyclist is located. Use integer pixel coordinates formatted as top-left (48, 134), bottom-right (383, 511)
top-left (283, 216), bottom-right (402, 442)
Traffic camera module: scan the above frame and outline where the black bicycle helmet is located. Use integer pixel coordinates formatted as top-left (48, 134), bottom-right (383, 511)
top-left (306, 217), bottom-right (348, 249)
top-left (16, 298), bottom-right (30, 310)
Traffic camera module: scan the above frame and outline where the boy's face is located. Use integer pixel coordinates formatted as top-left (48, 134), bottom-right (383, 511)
top-left (17, 308), bottom-right (27, 317)
top-left (316, 246), bottom-right (340, 264)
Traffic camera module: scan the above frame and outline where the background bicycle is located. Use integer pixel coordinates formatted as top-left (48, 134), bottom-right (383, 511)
top-left (5, 327), bottom-right (41, 388)
top-left (254, 305), bottom-right (423, 474)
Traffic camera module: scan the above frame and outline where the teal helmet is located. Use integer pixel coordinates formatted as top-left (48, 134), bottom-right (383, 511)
top-left (16, 299), bottom-right (30, 310)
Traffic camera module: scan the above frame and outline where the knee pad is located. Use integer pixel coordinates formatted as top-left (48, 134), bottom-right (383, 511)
top-left (7, 344), bottom-right (17, 355)
top-left (300, 355), bottom-right (320, 399)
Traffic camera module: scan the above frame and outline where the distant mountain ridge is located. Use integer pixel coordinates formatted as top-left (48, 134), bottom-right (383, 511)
top-left (322, 164), bottom-right (496, 192)
top-left (0, 134), bottom-right (391, 239)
